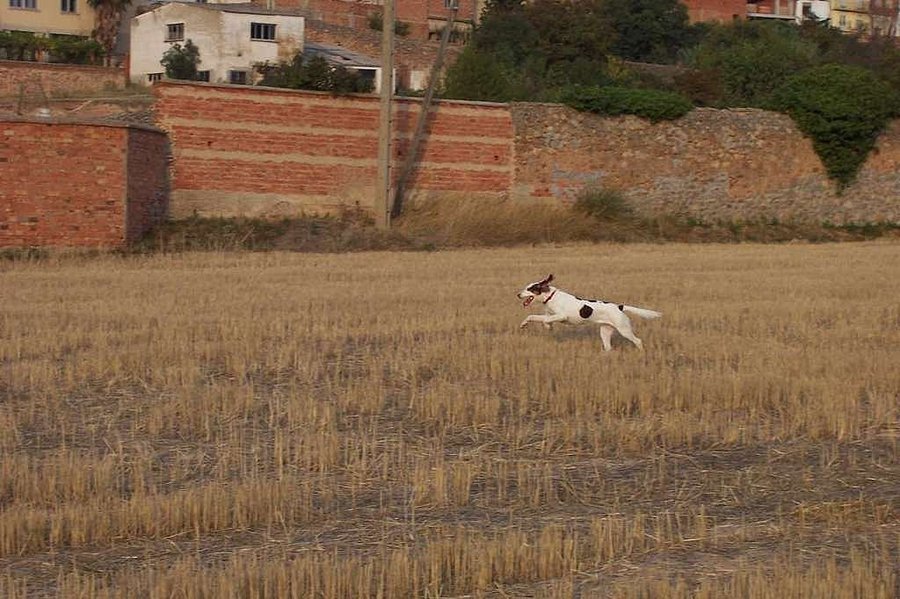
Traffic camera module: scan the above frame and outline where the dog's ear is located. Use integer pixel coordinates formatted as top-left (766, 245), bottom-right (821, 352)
top-left (546, 274), bottom-right (554, 283)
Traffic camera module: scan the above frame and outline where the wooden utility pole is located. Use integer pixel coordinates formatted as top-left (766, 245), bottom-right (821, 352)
top-left (375, 0), bottom-right (395, 229)
top-left (392, 4), bottom-right (458, 219)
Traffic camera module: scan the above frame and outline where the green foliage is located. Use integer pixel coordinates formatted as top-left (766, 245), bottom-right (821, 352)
top-left (597, 0), bottom-right (693, 64)
top-left (257, 54), bottom-right (374, 94)
top-left (561, 85), bottom-right (692, 122)
top-left (0, 31), bottom-right (50, 61)
top-left (367, 12), bottom-right (411, 36)
top-left (160, 40), bottom-right (201, 81)
top-left (48, 35), bottom-right (104, 64)
top-left (683, 21), bottom-right (817, 107)
top-left (0, 31), bottom-right (104, 63)
top-left (441, 45), bottom-right (530, 102)
top-left (771, 64), bottom-right (897, 189)
top-left (574, 187), bottom-right (632, 221)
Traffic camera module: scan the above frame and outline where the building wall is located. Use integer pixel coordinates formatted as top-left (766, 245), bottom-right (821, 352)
top-left (0, 60), bottom-right (126, 98)
top-left (129, 4), bottom-right (304, 85)
top-left (267, 0), bottom-right (478, 40)
top-left (153, 81), bottom-right (513, 217)
top-left (304, 19), bottom-right (461, 90)
top-left (682, 0), bottom-right (747, 22)
top-left (126, 128), bottom-right (170, 242)
top-left (510, 104), bottom-right (900, 224)
top-left (0, 119), bottom-right (169, 248)
top-left (0, 0), bottom-right (96, 36)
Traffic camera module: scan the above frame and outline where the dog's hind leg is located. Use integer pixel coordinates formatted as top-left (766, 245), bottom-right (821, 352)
top-left (610, 314), bottom-right (643, 350)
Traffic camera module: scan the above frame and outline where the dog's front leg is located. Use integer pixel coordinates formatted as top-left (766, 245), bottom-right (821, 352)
top-left (520, 314), bottom-right (567, 329)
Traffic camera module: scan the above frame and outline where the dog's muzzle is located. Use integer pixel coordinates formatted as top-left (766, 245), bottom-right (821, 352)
top-left (521, 295), bottom-right (534, 307)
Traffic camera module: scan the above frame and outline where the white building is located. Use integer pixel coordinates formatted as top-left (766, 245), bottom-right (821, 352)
top-left (129, 2), bottom-right (304, 85)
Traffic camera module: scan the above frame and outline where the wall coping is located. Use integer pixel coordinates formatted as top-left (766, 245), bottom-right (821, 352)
top-left (0, 59), bottom-right (124, 74)
top-left (153, 80), bottom-right (512, 109)
top-left (0, 115), bottom-right (165, 134)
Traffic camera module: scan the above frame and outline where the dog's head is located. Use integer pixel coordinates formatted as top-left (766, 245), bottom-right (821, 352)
top-left (517, 274), bottom-right (554, 307)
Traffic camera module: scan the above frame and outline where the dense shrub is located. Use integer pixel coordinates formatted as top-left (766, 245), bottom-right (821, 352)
top-left (683, 21), bottom-right (817, 107)
top-left (771, 64), bottom-right (897, 189)
top-left (561, 85), bottom-right (693, 122)
top-left (160, 40), bottom-right (201, 81)
top-left (257, 54), bottom-right (374, 94)
top-left (574, 187), bottom-right (632, 221)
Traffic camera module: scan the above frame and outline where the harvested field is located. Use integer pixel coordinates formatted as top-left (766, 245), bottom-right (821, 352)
top-left (0, 242), bottom-right (897, 597)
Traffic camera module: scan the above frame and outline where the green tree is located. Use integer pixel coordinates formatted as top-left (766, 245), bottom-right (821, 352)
top-left (257, 54), bottom-right (374, 93)
top-left (598, 0), bottom-right (693, 64)
top-left (161, 40), bottom-right (201, 81)
top-left (86, 0), bottom-right (132, 63)
top-left (684, 21), bottom-right (817, 107)
top-left (771, 64), bottom-right (898, 189)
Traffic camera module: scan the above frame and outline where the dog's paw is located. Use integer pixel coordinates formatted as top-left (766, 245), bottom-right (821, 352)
top-left (519, 320), bottom-right (529, 329)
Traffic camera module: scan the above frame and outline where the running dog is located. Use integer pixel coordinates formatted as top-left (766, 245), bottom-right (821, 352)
top-left (516, 274), bottom-right (661, 351)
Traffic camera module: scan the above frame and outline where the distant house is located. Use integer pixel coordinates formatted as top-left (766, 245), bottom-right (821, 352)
top-left (303, 41), bottom-right (389, 93)
top-left (0, 0), bottom-right (98, 38)
top-left (129, 1), bottom-right (304, 85)
top-left (682, 0), bottom-right (747, 23)
top-left (747, 0), bottom-right (830, 24)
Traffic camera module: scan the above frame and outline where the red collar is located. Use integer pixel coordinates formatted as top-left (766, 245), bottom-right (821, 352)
top-left (543, 289), bottom-right (557, 304)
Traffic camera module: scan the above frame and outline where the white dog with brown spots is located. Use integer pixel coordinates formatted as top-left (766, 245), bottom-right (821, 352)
top-left (517, 274), bottom-right (661, 351)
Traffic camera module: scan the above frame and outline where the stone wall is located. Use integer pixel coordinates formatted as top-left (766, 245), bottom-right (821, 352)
top-left (0, 118), bottom-right (169, 248)
top-left (510, 104), bottom-right (900, 224)
top-left (0, 60), bottom-right (127, 98)
top-left (153, 81), bottom-right (512, 218)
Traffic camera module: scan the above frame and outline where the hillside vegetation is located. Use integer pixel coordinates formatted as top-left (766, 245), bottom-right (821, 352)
top-left (443, 2), bottom-right (900, 187)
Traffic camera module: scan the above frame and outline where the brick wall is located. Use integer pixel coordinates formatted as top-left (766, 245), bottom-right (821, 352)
top-left (0, 60), bottom-right (127, 98)
top-left (0, 118), bottom-right (169, 248)
top-left (153, 81), bottom-right (512, 217)
top-left (152, 81), bottom-right (900, 225)
top-left (510, 104), bottom-right (900, 224)
top-left (682, 0), bottom-right (747, 22)
top-left (267, 0), bottom-right (478, 40)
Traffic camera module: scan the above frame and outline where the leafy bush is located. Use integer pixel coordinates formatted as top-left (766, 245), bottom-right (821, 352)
top-left (561, 85), bottom-right (693, 122)
top-left (257, 54), bottom-right (374, 94)
top-left (684, 20), bottom-right (817, 107)
top-left (771, 64), bottom-right (898, 189)
top-left (161, 40), bottom-right (201, 81)
top-left (48, 36), bottom-right (104, 64)
top-left (574, 187), bottom-right (632, 221)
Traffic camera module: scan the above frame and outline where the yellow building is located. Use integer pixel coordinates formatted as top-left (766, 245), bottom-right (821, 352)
top-left (0, 0), bottom-right (97, 37)
top-left (830, 0), bottom-right (872, 33)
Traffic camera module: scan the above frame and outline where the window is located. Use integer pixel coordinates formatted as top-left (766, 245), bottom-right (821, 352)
top-left (443, 0), bottom-right (457, 8)
top-left (229, 70), bottom-right (248, 85)
top-left (839, 13), bottom-right (847, 26)
top-left (250, 22), bottom-right (276, 41)
top-left (9, 0), bottom-right (37, 9)
top-left (166, 23), bottom-right (184, 42)
top-left (196, 70), bottom-right (210, 82)
top-left (61, 0), bottom-right (75, 12)
top-left (147, 73), bottom-right (164, 83)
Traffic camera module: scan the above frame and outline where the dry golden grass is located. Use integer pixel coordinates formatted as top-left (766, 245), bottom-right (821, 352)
top-left (0, 242), bottom-right (897, 597)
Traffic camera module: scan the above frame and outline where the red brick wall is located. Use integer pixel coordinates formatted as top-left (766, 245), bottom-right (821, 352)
top-left (126, 129), bottom-right (170, 243)
top-left (682, 0), bottom-right (746, 23)
top-left (0, 119), bottom-right (168, 248)
top-left (260, 0), bottom-right (478, 40)
top-left (153, 82), bottom-right (512, 217)
top-left (0, 60), bottom-right (127, 98)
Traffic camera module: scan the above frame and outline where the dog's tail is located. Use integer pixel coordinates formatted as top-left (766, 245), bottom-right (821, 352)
top-left (623, 305), bottom-right (662, 320)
